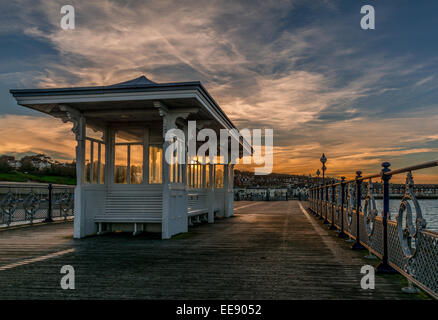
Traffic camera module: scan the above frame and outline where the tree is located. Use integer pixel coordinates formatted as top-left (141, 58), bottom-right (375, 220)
top-left (19, 156), bottom-right (36, 173)
top-left (0, 156), bottom-right (13, 173)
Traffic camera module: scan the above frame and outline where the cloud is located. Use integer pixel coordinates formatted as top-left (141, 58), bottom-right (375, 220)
top-left (3, 0), bottom-right (438, 182)
top-left (414, 75), bottom-right (434, 87)
top-left (0, 114), bottom-right (75, 160)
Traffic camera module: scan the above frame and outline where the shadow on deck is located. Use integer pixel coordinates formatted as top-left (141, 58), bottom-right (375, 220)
top-left (0, 201), bottom-right (430, 299)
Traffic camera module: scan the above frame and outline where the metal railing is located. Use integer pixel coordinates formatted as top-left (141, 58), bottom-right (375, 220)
top-left (308, 161), bottom-right (438, 299)
top-left (0, 183), bottom-right (75, 228)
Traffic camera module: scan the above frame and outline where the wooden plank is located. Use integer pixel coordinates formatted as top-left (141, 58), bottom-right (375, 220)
top-left (0, 201), bottom-right (430, 299)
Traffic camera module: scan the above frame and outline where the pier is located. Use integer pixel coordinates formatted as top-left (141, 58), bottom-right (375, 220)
top-left (309, 160), bottom-right (438, 299)
top-left (0, 201), bottom-right (428, 299)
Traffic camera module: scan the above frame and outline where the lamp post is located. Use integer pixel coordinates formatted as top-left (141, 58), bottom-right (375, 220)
top-left (320, 153), bottom-right (327, 185)
top-left (315, 169), bottom-right (321, 216)
top-left (320, 154), bottom-right (329, 223)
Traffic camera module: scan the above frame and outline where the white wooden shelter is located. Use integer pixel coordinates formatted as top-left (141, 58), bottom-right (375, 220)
top-left (11, 76), bottom-right (250, 239)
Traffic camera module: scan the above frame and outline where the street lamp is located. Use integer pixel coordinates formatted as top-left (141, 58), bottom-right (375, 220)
top-left (320, 153), bottom-right (328, 223)
top-left (320, 153), bottom-right (327, 186)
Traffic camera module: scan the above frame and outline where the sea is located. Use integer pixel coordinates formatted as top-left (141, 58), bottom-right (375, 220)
top-left (375, 199), bottom-right (438, 233)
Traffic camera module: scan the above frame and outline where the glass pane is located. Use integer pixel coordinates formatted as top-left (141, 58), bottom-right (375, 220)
top-left (215, 165), bottom-right (224, 188)
top-left (114, 145), bottom-right (128, 184)
top-left (149, 146), bottom-right (162, 184)
top-left (85, 140), bottom-right (91, 183)
top-left (86, 125), bottom-right (104, 142)
top-left (170, 160), bottom-right (174, 183)
top-left (115, 128), bottom-right (143, 143)
top-left (100, 144), bottom-right (105, 184)
top-left (92, 142), bottom-right (99, 184)
top-left (187, 165), bottom-right (191, 188)
top-left (200, 165), bottom-right (203, 188)
top-left (193, 165), bottom-right (197, 188)
top-left (229, 166), bottom-right (233, 190)
top-left (130, 145), bottom-right (143, 184)
top-left (205, 165), bottom-right (210, 188)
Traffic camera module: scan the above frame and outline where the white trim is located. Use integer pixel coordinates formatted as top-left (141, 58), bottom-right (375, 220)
top-left (15, 89), bottom-right (251, 154)
top-left (15, 90), bottom-right (198, 105)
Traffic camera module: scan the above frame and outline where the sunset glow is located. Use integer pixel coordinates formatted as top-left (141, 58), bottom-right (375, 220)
top-left (2, 1), bottom-right (438, 181)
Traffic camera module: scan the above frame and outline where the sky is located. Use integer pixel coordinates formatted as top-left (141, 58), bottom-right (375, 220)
top-left (1, 0), bottom-right (438, 182)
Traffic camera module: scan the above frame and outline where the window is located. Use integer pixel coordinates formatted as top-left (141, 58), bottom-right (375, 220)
top-left (215, 164), bottom-right (224, 188)
top-left (84, 126), bottom-right (105, 184)
top-left (92, 142), bottom-right (99, 184)
top-left (114, 129), bottom-right (143, 184)
top-left (114, 145), bottom-right (128, 184)
top-left (85, 140), bottom-right (91, 183)
top-left (149, 145), bottom-right (162, 184)
top-left (100, 144), bottom-right (105, 184)
top-left (205, 165), bottom-right (210, 188)
top-left (228, 166), bottom-right (233, 190)
top-left (187, 164), bottom-right (205, 189)
top-left (130, 145), bottom-right (143, 184)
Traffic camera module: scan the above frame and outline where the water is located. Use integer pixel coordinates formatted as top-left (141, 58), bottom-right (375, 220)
top-left (375, 199), bottom-right (438, 233)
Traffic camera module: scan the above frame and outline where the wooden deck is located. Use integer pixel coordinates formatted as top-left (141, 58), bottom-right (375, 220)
top-left (0, 201), bottom-right (430, 299)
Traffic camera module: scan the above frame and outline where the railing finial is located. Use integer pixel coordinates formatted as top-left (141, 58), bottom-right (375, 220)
top-left (382, 162), bottom-right (391, 174)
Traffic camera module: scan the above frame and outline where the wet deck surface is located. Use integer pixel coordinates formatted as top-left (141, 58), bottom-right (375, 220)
top-left (0, 201), bottom-right (429, 299)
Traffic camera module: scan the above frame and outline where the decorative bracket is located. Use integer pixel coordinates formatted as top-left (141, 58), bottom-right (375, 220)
top-left (346, 183), bottom-right (355, 227)
top-left (363, 178), bottom-right (378, 238)
top-left (154, 101), bottom-right (199, 137)
top-left (396, 171), bottom-right (427, 263)
top-left (58, 105), bottom-right (84, 141)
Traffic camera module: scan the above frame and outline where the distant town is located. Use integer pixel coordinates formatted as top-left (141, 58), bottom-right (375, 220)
top-left (2, 154), bottom-right (438, 200)
top-left (0, 153), bottom-right (76, 185)
top-left (234, 170), bottom-right (315, 200)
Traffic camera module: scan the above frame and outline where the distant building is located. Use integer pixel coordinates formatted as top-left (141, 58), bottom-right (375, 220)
top-left (234, 187), bottom-right (288, 201)
top-left (0, 155), bottom-right (21, 169)
top-left (20, 154), bottom-right (53, 170)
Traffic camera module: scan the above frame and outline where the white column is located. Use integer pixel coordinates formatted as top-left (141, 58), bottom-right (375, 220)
top-left (228, 164), bottom-right (235, 217)
top-left (155, 103), bottom-right (192, 238)
top-left (224, 163), bottom-right (231, 217)
top-left (161, 136), bottom-right (171, 239)
top-left (73, 115), bottom-right (86, 238)
top-left (207, 162), bottom-right (215, 223)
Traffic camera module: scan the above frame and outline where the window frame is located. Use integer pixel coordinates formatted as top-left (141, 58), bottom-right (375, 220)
top-left (111, 127), bottom-right (164, 185)
top-left (85, 136), bottom-right (105, 185)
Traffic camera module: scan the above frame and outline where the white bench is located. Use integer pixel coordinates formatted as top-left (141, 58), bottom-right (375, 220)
top-left (94, 215), bottom-right (162, 235)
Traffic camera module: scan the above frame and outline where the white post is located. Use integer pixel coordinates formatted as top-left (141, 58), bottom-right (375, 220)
top-left (224, 162), bottom-right (231, 217)
top-left (228, 164), bottom-right (235, 217)
top-left (208, 162), bottom-right (215, 223)
top-left (155, 102), bottom-right (196, 238)
top-left (73, 115), bottom-right (86, 238)
top-left (161, 132), bottom-right (171, 239)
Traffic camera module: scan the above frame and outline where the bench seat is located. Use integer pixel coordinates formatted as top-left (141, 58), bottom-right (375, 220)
top-left (188, 208), bottom-right (208, 217)
top-left (94, 215), bottom-right (162, 223)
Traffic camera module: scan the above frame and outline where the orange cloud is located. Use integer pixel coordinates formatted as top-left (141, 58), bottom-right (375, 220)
top-left (0, 114), bottom-right (76, 160)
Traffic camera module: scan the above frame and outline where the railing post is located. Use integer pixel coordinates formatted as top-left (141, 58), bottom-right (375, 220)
top-left (376, 162), bottom-right (397, 273)
top-left (338, 177), bottom-right (348, 238)
top-left (44, 183), bottom-right (54, 223)
top-left (323, 184), bottom-right (329, 224)
top-left (318, 185), bottom-right (323, 219)
top-left (329, 182), bottom-right (336, 230)
top-left (352, 171), bottom-right (365, 250)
